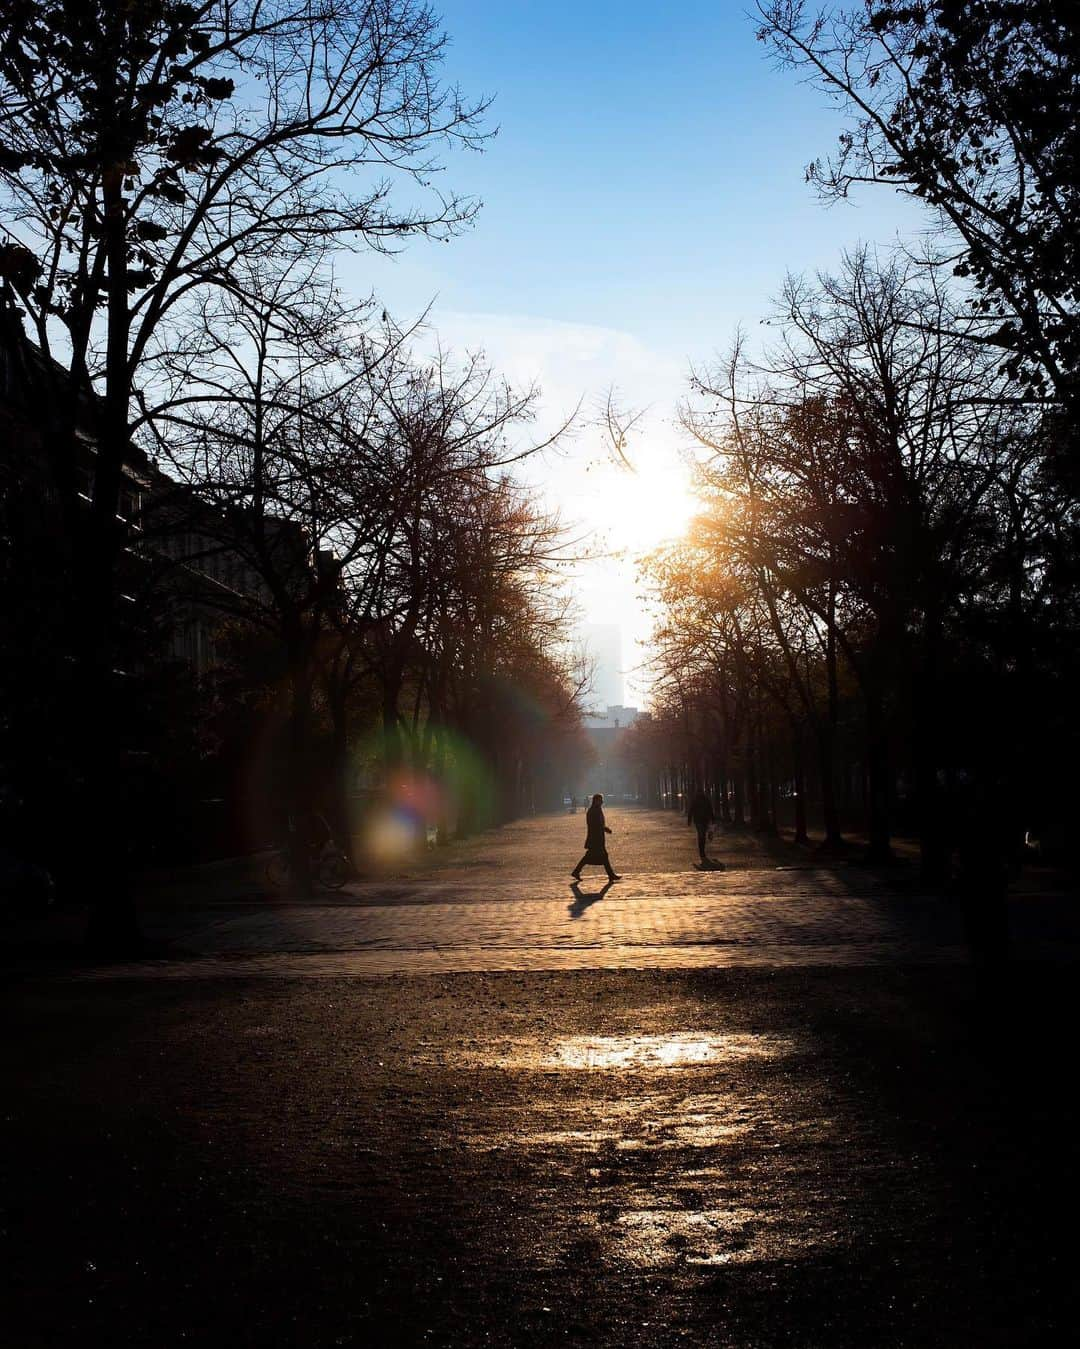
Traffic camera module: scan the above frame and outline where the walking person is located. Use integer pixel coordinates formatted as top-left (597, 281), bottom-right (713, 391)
top-left (571, 793), bottom-right (622, 882)
top-left (688, 789), bottom-right (716, 866)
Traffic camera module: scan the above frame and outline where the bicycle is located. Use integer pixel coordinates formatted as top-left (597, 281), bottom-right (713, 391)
top-left (265, 820), bottom-right (350, 891)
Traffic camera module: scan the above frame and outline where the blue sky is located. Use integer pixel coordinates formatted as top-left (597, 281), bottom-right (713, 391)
top-left (355, 1), bottom-right (923, 346)
top-left (344, 1), bottom-right (927, 702)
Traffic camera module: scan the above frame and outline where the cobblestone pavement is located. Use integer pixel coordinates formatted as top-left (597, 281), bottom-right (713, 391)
top-left (73, 808), bottom-right (986, 977)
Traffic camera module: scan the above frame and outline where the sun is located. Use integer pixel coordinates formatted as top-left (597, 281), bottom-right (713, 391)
top-left (601, 456), bottom-right (697, 552)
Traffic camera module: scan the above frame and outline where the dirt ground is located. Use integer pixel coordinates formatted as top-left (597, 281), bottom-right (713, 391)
top-left (4, 960), bottom-right (1078, 1348)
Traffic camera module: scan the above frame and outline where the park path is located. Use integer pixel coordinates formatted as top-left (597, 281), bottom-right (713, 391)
top-left (9, 808), bottom-right (1080, 1347)
top-left (80, 806), bottom-right (980, 977)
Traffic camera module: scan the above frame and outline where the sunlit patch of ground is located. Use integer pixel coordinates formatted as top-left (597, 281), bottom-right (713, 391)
top-left (434, 1029), bottom-right (801, 1071)
top-left (461, 1090), bottom-right (764, 1151)
top-left (599, 1201), bottom-right (842, 1268)
top-left (6, 966), bottom-right (1079, 1346)
top-left (432, 1023), bottom-right (847, 1279)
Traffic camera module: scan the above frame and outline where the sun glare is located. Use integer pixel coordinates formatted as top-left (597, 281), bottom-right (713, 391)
top-left (601, 459), bottom-right (697, 553)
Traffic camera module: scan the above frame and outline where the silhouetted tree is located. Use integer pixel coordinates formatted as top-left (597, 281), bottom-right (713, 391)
top-left (317, 345), bottom-right (582, 846)
top-left (647, 252), bottom-right (1039, 877)
top-left (0, 0), bottom-right (486, 942)
top-left (757, 1), bottom-right (1080, 420)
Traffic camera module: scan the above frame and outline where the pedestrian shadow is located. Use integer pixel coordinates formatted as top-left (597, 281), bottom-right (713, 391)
top-left (568, 880), bottom-right (612, 919)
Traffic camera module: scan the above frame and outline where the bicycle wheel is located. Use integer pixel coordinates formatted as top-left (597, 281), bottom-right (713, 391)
top-left (265, 852), bottom-right (290, 889)
top-left (317, 852), bottom-right (349, 890)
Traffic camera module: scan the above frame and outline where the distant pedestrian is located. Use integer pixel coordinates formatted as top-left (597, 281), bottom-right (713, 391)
top-left (571, 793), bottom-right (622, 882)
top-left (687, 790), bottom-right (715, 865)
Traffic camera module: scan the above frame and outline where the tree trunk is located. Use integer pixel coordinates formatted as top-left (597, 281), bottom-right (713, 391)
top-left (731, 728), bottom-right (745, 826)
top-left (748, 715), bottom-right (764, 832)
top-left (820, 582), bottom-right (845, 851)
top-left (914, 713), bottom-right (947, 882)
top-left (286, 655), bottom-right (315, 897)
top-left (814, 725), bottom-right (844, 851)
top-left (84, 154), bottom-right (140, 953)
top-left (433, 724), bottom-right (450, 846)
top-left (791, 721), bottom-right (809, 846)
top-left (763, 722), bottom-right (779, 836)
top-left (767, 762), bottom-right (780, 837)
top-left (381, 689), bottom-right (403, 776)
top-left (326, 685), bottom-right (353, 865)
top-left (865, 693), bottom-right (893, 863)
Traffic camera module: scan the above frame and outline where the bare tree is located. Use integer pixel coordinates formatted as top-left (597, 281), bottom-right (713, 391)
top-left (755, 1), bottom-right (1080, 413)
top-left (0, 0), bottom-right (486, 941)
top-left (674, 253), bottom-right (1017, 867)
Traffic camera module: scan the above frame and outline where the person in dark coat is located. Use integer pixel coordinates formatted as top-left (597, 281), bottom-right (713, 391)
top-left (571, 793), bottom-right (622, 881)
top-left (687, 790), bottom-right (715, 864)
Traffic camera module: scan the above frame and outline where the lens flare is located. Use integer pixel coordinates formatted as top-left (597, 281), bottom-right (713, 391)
top-left (350, 724), bottom-right (498, 864)
top-left (362, 804), bottom-right (422, 864)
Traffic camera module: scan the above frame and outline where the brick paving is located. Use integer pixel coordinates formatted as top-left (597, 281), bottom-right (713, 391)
top-left (67, 808), bottom-right (995, 977)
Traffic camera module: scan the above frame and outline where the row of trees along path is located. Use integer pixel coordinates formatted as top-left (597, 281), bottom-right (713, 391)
top-left (0, 2), bottom-right (587, 944)
top-left (629, 3), bottom-right (1080, 919)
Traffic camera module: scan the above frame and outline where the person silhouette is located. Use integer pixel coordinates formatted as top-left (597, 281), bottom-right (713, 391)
top-left (687, 789), bottom-right (716, 865)
top-left (571, 793), bottom-right (622, 881)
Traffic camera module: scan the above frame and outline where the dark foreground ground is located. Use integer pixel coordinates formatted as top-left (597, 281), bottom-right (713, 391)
top-left (4, 962), bottom-right (1078, 1347)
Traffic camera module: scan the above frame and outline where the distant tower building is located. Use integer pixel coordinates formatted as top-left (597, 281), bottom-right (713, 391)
top-left (581, 622), bottom-right (623, 713)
